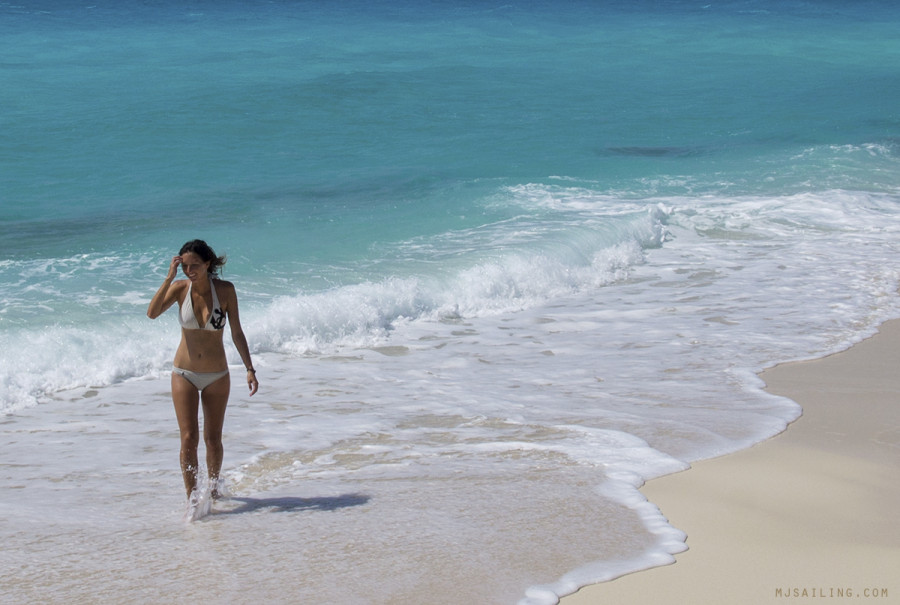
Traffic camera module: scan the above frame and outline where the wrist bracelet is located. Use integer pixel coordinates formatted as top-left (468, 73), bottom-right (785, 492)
top-left (246, 368), bottom-right (256, 374)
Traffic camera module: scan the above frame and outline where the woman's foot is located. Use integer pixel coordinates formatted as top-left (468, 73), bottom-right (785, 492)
top-left (210, 477), bottom-right (230, 501)
top-left (184, 488), bottom-right (211, 522)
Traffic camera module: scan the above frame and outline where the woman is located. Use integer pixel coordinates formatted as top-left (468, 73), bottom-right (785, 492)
top-left (147, 239), bottom-right (259, 517)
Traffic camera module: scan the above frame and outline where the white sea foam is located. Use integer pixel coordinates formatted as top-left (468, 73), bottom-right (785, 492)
top-left (0, 200), bottom-right (668, 412)
top-left (6, 186), bottom-right (899, 418)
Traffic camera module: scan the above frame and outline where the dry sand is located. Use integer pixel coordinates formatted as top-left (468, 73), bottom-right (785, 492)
top-left (561, 320), bottom-right (900, 604)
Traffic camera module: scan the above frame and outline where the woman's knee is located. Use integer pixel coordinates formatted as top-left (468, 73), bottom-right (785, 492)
top-left (180, 428), bottom-right (200, 450)
top-left (203, 432), bottom-right (222, 448)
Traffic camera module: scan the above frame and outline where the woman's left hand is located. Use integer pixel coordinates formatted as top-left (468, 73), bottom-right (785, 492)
top-left (246, 369), bottom-right (259, 396)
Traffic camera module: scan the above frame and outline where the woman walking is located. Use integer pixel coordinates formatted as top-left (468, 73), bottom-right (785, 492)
top-left (147, 239), bottom-right (259, 519)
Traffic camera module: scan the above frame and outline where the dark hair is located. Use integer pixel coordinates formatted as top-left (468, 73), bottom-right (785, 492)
top-left (179, 239), bottom-right (227, 275)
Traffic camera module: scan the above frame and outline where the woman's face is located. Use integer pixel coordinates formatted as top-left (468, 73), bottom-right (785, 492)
top-left (180, 252), bottom-right (210, 281)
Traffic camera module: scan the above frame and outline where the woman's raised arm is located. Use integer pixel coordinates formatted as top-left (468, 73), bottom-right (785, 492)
top-left (147, 256), bottom-right (183, 319)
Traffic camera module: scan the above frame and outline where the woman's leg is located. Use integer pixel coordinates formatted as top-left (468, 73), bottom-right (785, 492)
top-left (200, 373), bottom-right (230, 498)
top-left (171, 373), bottom-right (201, 499)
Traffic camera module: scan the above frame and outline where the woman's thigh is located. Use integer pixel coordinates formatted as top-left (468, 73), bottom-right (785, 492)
top-left (201, 373), bottom-right (230, 438)
top-left (171, 372), bottom-right (200, 438)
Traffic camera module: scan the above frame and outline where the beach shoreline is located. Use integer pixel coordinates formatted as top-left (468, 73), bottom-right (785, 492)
top-left (561, 319), bottom-right (900, 604)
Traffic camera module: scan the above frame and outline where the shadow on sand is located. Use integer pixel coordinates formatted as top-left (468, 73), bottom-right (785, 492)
top-left (212, 493), bottom-right (370, 516)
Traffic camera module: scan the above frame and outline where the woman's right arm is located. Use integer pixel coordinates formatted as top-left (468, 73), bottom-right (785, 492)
top-left (147, 256), bottom-right (183, 319)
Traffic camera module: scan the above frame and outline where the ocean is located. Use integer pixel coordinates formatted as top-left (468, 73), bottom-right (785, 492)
top-left (2, 0), bottom-right (900, 603)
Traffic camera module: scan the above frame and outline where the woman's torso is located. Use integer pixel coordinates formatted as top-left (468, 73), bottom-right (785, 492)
top-left (173, 278), bottom-right (228, 372)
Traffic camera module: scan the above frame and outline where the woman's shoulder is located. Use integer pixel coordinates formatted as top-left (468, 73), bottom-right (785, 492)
top-left (211, 277), bottom-right (236, 296)
top-left (211, 277), bottom-right (235, 288)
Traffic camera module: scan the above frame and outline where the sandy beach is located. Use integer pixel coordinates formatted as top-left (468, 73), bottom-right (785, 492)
top-left (562, 319), bottom-right (900, 604)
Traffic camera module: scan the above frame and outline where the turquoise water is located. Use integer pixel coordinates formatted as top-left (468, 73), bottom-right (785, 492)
top-left (2, 1), bottom-right (900, 603)
top-left (4, 1), bottom-right (898, 259)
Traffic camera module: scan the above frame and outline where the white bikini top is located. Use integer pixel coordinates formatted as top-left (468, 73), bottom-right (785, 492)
top-left (179, 277), bottom-right (225, 331)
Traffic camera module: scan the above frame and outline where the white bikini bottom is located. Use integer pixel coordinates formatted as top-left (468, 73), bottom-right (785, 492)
top-left (173, 367), bottom-right (229, 391)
